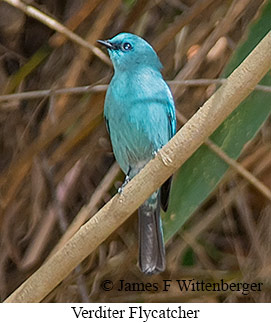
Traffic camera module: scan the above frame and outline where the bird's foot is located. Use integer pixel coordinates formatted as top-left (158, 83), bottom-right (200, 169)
top-left (118, 174), bottom-right (130, 194)
top-left (152, 148), bottom-right (161, 158)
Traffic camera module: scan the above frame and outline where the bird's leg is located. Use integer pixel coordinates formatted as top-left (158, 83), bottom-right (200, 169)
top-left (118, 175), bottom-right (130, 194)
top-left (118, 167), bottom-right (131, 194)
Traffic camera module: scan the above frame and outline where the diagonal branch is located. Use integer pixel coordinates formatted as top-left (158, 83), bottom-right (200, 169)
top-left (3, 0), bottom-right (111, 65)
top-left (4, 31), bottom-right (271, 303)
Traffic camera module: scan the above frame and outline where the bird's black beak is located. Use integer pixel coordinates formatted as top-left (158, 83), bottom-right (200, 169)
top-left (97, 39), bottom-right (117, 50)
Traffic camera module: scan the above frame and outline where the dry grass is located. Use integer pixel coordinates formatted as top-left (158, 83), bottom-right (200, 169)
top-left (0, 0), bottom-right (270, 302)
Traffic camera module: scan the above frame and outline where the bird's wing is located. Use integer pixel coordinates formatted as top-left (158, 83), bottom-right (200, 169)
top-left (166, 84), bottom-right (176, 139)
top-left (104, 115), bottom-right (110, 135)
top-left (160, 84), bottom-right (176, 212)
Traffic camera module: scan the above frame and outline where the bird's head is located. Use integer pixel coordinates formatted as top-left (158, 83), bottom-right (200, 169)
top-left (97, 33), bottom-right (162, 72)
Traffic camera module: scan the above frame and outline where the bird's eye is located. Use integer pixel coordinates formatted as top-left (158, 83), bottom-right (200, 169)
top-left (122, 42), bottom-right (132, 51)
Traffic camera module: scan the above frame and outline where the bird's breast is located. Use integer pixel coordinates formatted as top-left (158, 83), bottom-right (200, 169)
top-left (104, 71), bottom-right (171, 173)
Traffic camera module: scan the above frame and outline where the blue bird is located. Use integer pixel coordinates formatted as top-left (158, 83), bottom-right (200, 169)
top-left (98, 33), bottom-right (176, 275)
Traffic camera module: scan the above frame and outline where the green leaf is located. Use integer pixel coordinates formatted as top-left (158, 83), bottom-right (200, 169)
top-left (163, 1), bottom-right (271, 242)
top-left (122, 0), bottom-right (137, 9)
top-left (182, 247), bottom-right (196, 267)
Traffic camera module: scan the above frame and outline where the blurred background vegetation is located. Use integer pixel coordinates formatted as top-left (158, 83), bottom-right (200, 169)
top-left (0, 0), bottom-right (270, 302)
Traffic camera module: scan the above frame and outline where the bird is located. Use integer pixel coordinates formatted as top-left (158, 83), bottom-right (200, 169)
top-left (97, 33), bottom-right (176, 275)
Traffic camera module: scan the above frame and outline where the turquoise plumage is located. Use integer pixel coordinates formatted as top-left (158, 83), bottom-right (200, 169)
top-left (98, 33), bottom-right (176, 274)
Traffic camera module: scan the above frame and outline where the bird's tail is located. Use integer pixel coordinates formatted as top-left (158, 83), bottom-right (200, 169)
top-left (138, 190), bottom-right (165, 275)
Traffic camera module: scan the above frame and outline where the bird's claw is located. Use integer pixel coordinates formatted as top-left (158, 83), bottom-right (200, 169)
top-left (152, 148), bottom-right (161, 158)
top-left (118, 174), bottom-right (130, 194)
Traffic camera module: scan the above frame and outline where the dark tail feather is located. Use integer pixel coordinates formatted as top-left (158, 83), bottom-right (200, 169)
top-left (138, 191), bottom-right (165, 275)
top-left (160, 176), bottom-right (172, 212)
